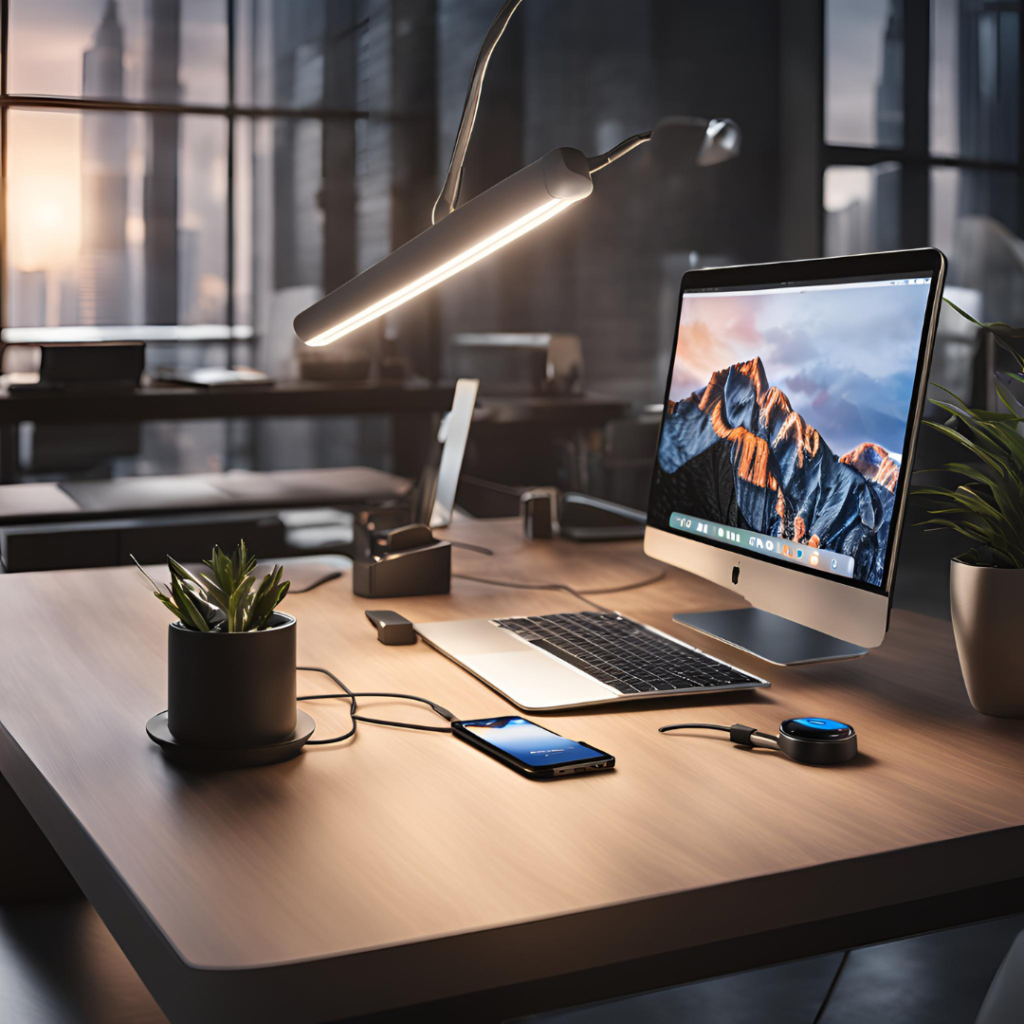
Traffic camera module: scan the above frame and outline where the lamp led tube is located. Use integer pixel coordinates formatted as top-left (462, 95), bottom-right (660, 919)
top-left (294, 148), bottom-right (593, 347)
top-left (305, 198), bottom-right (566, 346)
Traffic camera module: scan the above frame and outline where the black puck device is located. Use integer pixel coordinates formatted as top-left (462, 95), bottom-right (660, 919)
top-left (659, 716), bottom-right (858, 765)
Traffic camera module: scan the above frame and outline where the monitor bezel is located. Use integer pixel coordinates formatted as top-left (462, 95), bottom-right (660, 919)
top-left (646, 247), bottom-right (947, 599)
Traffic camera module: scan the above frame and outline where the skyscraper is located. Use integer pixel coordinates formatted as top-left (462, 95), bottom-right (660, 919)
top-left (79, 0), bottom-right (130, 325)
top-left (875, 0), bottom-right (904, 148)
top-left (873, 0), bottom-right (903, 250)
top-left (144, 0), bottom-right (181, 324)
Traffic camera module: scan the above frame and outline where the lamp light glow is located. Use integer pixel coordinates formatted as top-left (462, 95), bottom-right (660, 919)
top-left (303, 196), bottom-right (571, 348)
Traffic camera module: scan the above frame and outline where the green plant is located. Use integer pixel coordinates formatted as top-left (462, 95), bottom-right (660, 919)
top-left (133, 540), bottom-right (291, 632)
top-left (914, 298), bottom-right (1024, 569)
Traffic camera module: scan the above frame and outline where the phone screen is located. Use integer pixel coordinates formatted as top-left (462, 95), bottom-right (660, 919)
top-left (457, 716), bottom-right (608, 768)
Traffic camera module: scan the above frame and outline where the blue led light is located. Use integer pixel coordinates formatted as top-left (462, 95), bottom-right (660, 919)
top-left (791, 717), bottom-right (849, 731)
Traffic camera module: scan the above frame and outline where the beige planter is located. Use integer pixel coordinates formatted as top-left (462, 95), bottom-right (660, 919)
top-left (950, 558), bottom-right (1024, 717)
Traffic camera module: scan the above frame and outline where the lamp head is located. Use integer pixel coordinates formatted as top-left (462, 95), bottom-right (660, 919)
top-left (651, 116), bottom-right (742, 168)
top-left (294, 148), bottom-right (592, 348)
top-left (697, 118), bottom-right (742, 166)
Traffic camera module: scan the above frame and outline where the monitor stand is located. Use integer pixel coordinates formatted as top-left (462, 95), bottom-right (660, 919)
top-left (672, 608), bottom-right (868, 666)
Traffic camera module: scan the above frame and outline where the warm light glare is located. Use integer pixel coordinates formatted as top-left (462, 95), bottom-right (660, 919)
top-left (305, 197), bottom-right (575, 346)
top-left (7, 112), bottom-right (82, 272)
top-left (9, 176), bottom-right (82, 272)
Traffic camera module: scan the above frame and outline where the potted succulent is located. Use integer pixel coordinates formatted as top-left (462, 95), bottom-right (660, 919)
top-left (916, 300), bottom-right (1024, 716)
top-left (135, 542), bottom-right (295, 749)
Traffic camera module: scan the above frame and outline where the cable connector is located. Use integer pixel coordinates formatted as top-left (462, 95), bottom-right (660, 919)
top-left (728, 723), bottom-right (758, 747)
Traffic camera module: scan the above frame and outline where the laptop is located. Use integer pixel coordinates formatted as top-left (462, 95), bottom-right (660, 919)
top-left (415, 611), bottom-right (770, 711)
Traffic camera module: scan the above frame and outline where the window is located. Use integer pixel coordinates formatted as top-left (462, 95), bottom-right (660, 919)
top-left (0, 0), bottom-right (422, 373)
top-left (0, 0), bottom-right (439, 478)
top-left (823, 0), bottom-right (1023, 272)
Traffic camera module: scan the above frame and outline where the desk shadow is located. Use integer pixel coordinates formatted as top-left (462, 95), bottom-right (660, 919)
top-left (682, 740), bottom-right (882, 771)
top-left (0, 900), bottom-right (169, 1023)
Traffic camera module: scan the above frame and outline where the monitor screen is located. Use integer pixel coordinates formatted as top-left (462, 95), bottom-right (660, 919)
top-left (648, 273), bottom-right (934, 591)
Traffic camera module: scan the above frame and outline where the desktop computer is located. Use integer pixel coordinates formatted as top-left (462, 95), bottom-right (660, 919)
top-left (645, 248), bottom-right (946, 663)
top-left (416, 249), bottom-right (946, 708)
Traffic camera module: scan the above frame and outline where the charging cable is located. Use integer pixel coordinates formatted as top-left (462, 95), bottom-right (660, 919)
top-left (298, 666), bottom-right (455, 745)
top-left (451, 570), bottom-right (667, 613)
top-left (660, 722), bottom-right (778, 747)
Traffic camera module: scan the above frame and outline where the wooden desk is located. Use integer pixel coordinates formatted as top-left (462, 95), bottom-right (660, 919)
top-left (1, 519), bottom-right (1023, 1023)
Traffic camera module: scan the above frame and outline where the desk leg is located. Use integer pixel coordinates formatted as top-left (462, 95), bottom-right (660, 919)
top-left (0, 424), bottom-right (17, 484)
top-left (0, 770), bottom-right (81, 903)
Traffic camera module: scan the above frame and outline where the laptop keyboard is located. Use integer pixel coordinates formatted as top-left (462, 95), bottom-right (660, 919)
top-left (495, 611), bottom-right (768, 696)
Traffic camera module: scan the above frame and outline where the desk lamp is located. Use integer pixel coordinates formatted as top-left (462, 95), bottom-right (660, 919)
top-left (293, 0), bottom-right (741, 349)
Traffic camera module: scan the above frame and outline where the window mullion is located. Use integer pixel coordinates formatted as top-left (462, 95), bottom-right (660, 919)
top-left (902, 0), bottom-right (930, 247)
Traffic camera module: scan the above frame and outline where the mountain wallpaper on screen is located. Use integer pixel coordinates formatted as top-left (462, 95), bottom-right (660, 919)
top-left (649, 358), bottom-right (900, 586)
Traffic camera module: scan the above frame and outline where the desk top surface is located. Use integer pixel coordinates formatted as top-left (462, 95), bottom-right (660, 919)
top-left (1, 519), bottom-right (1023, 1016)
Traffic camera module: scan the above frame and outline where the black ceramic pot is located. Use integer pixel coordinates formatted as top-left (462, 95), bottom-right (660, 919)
top-left (167, 612), bottom-right (297, 748)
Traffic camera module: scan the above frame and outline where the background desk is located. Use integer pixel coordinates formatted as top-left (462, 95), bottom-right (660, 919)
top-left (1, 519), bottom-right (1023, 1022)
top-left (0, 379), bottom-right (454, 483)
top-left (0, 380), bottom-right (627, 484)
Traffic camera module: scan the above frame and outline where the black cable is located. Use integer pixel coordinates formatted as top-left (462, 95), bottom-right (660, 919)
top-left (297, 666), bottom-right (455, 745)
top-left (448, 540), bottom-right (495, 556)
top-left (451, 570), bottom-right (667, 613)
top-left (584, 571), bottom-right (667, 594)
top-left (812, 949), bottom-right (850, 1024)
top-left (288, 571), bottom-right (344, 593)
top-left (659, 722), bottom-right (775, 749)
top-left (452, 573), bottom-right (609, 611)
top-left (658, 723), bottom-right (732, 734)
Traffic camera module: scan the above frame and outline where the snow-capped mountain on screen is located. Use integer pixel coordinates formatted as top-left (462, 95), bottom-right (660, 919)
top-left (651, 358), bottom-right (897, 586)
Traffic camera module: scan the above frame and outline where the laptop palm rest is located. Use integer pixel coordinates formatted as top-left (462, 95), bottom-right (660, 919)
top-left (415, 619), bottom-right (616, 711)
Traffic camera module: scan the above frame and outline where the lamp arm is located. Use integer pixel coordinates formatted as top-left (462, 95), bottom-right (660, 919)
top-left (585, 132), bottom-right (653, 174)
top-left (586, 116), bottom-right (717, 173)
top-left (433, 3), bottom-right (722, 219)
top-left (432, 0), bottom-right (526, 224)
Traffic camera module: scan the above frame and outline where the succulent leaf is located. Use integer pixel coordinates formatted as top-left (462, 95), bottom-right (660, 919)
top-left (140, 541), bottom-right (292, 631)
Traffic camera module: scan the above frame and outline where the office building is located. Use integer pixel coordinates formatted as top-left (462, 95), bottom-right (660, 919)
top-left (80, 0), bottom-right (131, 326)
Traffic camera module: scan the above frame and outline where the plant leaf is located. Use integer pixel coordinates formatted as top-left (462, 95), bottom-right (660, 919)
top-left (171, 576), bottom-right (211, 632)
top-left (130, 554), bottom-right (172, 597)
top-left (942, 297), bottom-right (1024, 371)
top-left (227, 576), bottom-right (255, 632)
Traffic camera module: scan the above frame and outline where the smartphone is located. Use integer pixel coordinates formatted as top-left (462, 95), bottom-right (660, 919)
top-left (452, 716), bottom-right (615, 779)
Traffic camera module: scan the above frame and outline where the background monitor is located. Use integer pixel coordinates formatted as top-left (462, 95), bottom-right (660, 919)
top-left (644, 249), bottom-right (947, 664)
top-left (430, 378), bottom-right (480, 528)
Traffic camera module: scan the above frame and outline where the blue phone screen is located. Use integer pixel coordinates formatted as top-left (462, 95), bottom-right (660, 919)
top-left (459, 717), bottom-right (606, 767)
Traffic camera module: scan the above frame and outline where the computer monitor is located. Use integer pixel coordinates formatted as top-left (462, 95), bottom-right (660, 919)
top-left (644, 249), bottom-right (947, 665)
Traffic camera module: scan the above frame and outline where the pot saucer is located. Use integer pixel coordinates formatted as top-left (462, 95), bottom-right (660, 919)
top-left (146, 710), bottom-right (316, 769)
